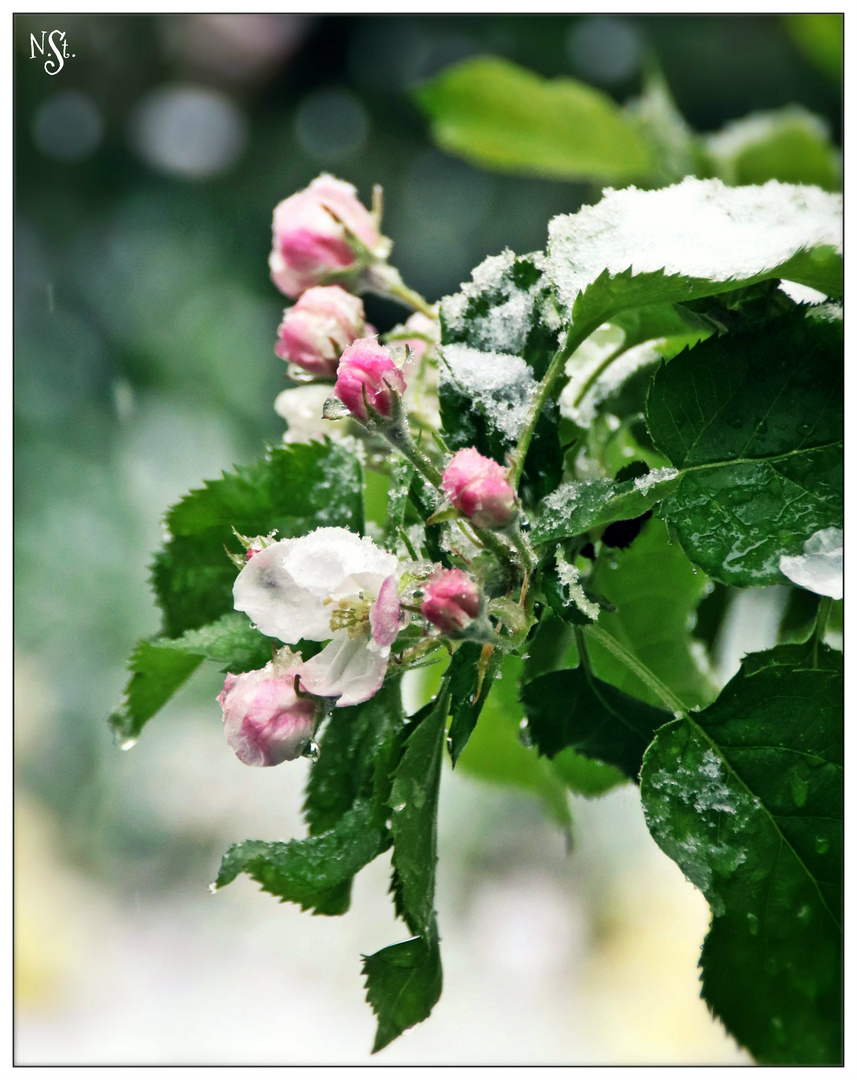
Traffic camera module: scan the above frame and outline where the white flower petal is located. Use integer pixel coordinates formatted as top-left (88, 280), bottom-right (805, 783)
top-left (298, 631), bottom-right (389, 707)
top-left (233, 540), bottom-right (332, 642)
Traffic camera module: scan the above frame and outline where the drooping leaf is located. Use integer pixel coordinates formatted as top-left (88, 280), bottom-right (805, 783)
top-left (302, 680), bottom-right (405, 836)
top-left (389, 690), bottom-right (448, 938)
top-left (640, 643), bottom-right (843, 1064)
top-left (414, 56), bottom-right (653, 183)
top-left (446, 641), bottom-right (501, 765)
top-left (546, 178), bottom-right (842, 338)
top-left (151, 441), bottom-right (364, 637)
top-left (585, 518), bottom-right (718, 710)
top-left (108, 613), bottom-right (273, 742)
top-left (647, 306), bottom-right (843, 586)
top-left (214, 799), bottom-right (389, 917)
top-left (108, 641), bottom-right (204, 745)
top-left (521, 663), bottom-right (670, 782)
top-left (361, 690), bottom-right (448, 1053)
top-left (362, 933), bottom-right (442, 1054)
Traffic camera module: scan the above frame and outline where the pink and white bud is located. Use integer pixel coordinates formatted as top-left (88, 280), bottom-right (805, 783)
top-left (269, 174), bottom-right (391, 298)
top-left (441, 448), bottom-right (517, 530)
top-left (217, 651), bottom-right (319, 767)
top-left (334, 338), bottom-right (406, 421)
top-left (421, 568), bottom-right (482, 635)
top-left (275, 286), bottom-right (368, 378)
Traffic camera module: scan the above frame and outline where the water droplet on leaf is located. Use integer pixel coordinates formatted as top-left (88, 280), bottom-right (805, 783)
top-left (120, 738), bottom-right (138, 751)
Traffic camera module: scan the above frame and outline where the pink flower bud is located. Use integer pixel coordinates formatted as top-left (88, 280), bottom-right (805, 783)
top-left (275, 286), bottom-right (368, 378)
top-left (217, 654), bottom-right (319, 767)
top-left (334, 338), bottom-right (406, 421)
top-left (421, 569), bottom-right (482, 635)
top-left (441, 448), bottom-right (517, 529)
top-left (269, 174), bottom-right (390, 298)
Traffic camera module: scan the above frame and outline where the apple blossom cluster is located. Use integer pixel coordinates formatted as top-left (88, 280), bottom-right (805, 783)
top-left (214, 174), bottom-right (530, 766)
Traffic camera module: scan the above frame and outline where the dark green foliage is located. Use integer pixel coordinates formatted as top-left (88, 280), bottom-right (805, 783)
top-left (648, 307), bottom-right (843, 585)
top-left (641, 644), bottom-right (843, 1064)
top-left (362, 935), bottom-right (443, 1054)
top-left (445, 641), bottom-right (500, 764)
top-left (522, 664), bottom-right (670, 781)
top-left (215, 800), bottom-right (390, 917)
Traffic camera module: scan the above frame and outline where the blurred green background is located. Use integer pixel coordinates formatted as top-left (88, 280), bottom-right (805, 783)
top-left (14, 13), bottom-right (841, 1064)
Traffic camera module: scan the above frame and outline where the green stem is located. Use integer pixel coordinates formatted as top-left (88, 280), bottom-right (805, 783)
top-left (387, 425), bottom-right (444, 488)
top-left (582, 624), bottom-right (689, 717)
top-left (570, 341), bottom-right (631, 411)
top-left (509, 317), bottom-right (601, 490)
top-left (382, 275), bottom-right (437, 319)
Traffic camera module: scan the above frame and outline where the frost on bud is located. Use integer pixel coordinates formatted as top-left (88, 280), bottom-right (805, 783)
top-left (275, 286), bottom-right (369, 378)
top-left (217, 649), bottom-right (319, 767)
top-left (421, 568), bottom-right (482, 635)
top-left (441, 448), bottom-right (517, 529)
top-left (334, 338), bottom-right (406, 422)
top-left (269, 174), bottom-right (391, 299)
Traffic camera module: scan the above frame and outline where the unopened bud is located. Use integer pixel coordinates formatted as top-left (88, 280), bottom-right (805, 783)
top-left (441, 448), bottom-right (517, 530)
top-left (334, 338), bottom-right (406, 421)
top-left (217, 650), bottom-right (320, 767)
top-left (421, 568), bottom-right (482, 635)
top-left (269, 174), bottom-right (391, 299)
top-left (275, 286), bottom-right (369, 378)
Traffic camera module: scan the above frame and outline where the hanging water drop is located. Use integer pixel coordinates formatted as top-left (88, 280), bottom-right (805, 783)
top-left (120, 737), bottom-right (138, 751)
top-left (303, 740), bottom-right (321, 763)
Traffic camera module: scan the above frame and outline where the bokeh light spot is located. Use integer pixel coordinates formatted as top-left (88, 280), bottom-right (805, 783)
top-left (294, 88), bottom-right (369, 163)
top-left (566, 17), bottom-right (642, 86)
top-left (32, 90), bottom-right (103, 162)
top-left (130, 84), bottom-right (248, 179)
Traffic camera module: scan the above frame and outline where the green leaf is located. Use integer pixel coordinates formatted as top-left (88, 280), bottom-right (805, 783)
top-left (521, 664), bottom-right (670, 782)
top-left (546, 178), bottom-right (842, 336)
top-left (108, 641), bottom-right (204, 744)
top-left (389, 690), bottom-right (448, 938)
top-left (783, 14), bottom-right (843, 82)
top-left (384, 457), bottom-right (415, 548)
top-left (456, 653), bottom-right (573, 824)
top-left (362, 933), bottom-right (442, 1054)
top-left (108, 613), bottom-right (273, 742)
top-left (647, 307), bottom-right (843, 586)
top-left (550, 748), bottom-right (627, 798)
top-left (531, 468), bottom-right (680, 547)
top-left (151, 441), bottom-right (364, 637)
top-left (640, 644), bottom-right (843, 1064)
top-left (446, 641), bottom-right (500, 765)
top-left (215, 799), bottom-right (389, 917)
top-left (302, 680), bottom-right (405, 836)
top-left (702, 107), bottom-right (840, 191)
top-left (361, 690), bottom-right (448, 1053)
top-left (585, 518), bottom-right (718, 710)
top-left (414, 56), bottom-right (653, 183)
top-left (439, 250), bottom-right (562, 502)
